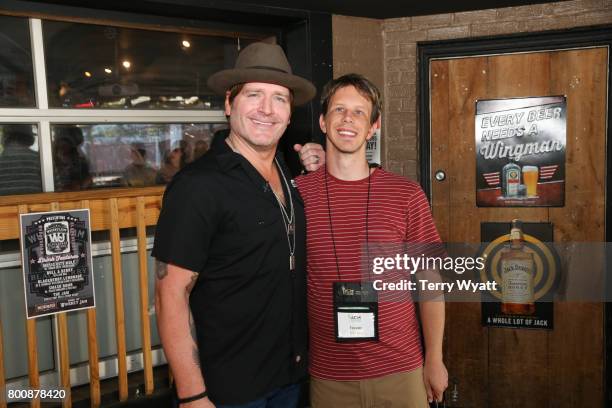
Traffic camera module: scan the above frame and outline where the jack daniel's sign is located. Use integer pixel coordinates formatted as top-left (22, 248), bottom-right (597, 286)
top-left (475, 96), bottom-right (566, 207)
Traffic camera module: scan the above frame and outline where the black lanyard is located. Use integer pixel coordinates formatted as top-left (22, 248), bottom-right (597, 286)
top-left (324, 166), bottom-right (373, 282)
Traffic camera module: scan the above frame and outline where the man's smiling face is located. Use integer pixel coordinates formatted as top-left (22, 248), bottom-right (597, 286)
top-left (320, 85), bottom-right (379, 156)
top-left (225, 82), bottom-right (292, 151)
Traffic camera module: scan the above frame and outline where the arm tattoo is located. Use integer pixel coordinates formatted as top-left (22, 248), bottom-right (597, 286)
top-left (186, 272), bottom-right (199, 293)
top-left (155, 260), bottom-right (168, 280)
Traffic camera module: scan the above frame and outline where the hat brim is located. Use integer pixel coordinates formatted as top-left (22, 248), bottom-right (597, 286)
top-left (207, 68), bottom-right (316, 106)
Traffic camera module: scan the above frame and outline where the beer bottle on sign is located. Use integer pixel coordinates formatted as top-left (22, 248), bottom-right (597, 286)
top-left (500, 219), bottom-right (535, 315)
top-left (501, 161), bottom-right (521, 197)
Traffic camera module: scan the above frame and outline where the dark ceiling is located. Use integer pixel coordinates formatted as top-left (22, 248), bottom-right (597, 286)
top-left (219, 0), bottom-right (567, 19)
top-left (27, 0), bottom-right (568, 20)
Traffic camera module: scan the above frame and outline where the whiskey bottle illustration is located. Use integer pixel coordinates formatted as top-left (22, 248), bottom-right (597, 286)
top-left (500, 219), bottom-right (535, 315)
top-left (501, 161), bottom-right (521, 198)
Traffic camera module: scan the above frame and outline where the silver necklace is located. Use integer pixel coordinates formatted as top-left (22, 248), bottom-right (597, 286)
top-left (226, 137), bottom-right (296, 270)
top-left (273, 157), bottom-right (296, 271)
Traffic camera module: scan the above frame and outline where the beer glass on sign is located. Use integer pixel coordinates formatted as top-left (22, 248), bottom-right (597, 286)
top-left (522, 166), bottom-right (539, 197)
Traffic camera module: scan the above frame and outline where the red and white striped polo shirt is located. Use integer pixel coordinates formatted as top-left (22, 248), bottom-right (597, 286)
top-left (296, 167), bottom-right (442, 380)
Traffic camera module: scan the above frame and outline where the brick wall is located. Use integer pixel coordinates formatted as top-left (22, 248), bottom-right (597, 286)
top-left (333, 0), bottom-right (612, 179)
top-left (332, 15), bottom-right (384, 92)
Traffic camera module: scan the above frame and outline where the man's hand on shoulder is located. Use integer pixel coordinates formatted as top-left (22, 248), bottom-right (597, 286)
top-left (423, 356), bottom-right (448, 403)
top-left (294, 143), bottom-right (325, 172)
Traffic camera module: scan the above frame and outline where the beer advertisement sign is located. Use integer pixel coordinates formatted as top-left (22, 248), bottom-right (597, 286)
top-left (20, 210), bottom-right (95, 319)
top-left (475, 96), bottom-right (566, 207)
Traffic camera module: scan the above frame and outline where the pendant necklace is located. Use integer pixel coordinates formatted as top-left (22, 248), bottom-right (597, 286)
top-left (272, 157), bottom-right (296, 271)
top-left (226, 137), bottom-right (296, 270)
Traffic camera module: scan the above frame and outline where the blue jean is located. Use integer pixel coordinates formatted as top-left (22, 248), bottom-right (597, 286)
top-left (215, 383), bottom-right (301, 408)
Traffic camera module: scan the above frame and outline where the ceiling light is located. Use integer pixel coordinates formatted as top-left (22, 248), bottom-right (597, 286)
top-left (122, 60), bottom-right (131, 69)
top-left (104, 68), bottom-right (112, 74)
top-left (182, 40), bottom-right (191, 48)
top-left (84, 71), bottom-right (92, 77)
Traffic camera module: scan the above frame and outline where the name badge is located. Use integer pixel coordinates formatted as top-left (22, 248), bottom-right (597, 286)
top-left (333, 281), bottom-right (379, 342)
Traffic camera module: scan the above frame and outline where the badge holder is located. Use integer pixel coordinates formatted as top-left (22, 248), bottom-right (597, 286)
top-left (333, 281), bottom-right (379, 342)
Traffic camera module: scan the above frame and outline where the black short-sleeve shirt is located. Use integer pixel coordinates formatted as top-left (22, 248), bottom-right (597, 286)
top-left (152, 134), bottom-right (307, 405)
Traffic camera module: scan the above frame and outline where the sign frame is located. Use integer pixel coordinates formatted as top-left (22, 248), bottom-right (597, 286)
top-left (480, 221), bottom-right (559, 330)
top-left (19, 209), bottom-right (96, 319)
top-left (475, 96), bottom-right (566, 207)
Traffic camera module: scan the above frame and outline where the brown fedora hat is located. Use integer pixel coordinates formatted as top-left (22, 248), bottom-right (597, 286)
top-left (207, 42), bottom-right (316, 106)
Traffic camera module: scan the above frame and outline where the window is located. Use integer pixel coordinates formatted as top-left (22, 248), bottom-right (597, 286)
top-left (0, 16), bottom-right (35, 107)
top-left (51, 123), bottom-right (227, 191)
top-left (0, 14), bottom-right (268, 194)
top-left (43, 21), bottom-right (255, 110)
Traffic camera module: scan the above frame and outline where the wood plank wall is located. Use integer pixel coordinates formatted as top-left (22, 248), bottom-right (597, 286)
top-left (0, 187), bottom-right (164, 407)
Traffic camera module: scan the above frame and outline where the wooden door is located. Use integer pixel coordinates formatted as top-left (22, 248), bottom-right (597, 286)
top-left (430, 48), bottom-right (608, 407)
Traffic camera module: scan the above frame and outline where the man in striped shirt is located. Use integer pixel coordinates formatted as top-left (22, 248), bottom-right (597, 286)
top-left (296, 74), bottom-right (447, 407)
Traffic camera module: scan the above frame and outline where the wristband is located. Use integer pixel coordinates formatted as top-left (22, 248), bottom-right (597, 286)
top-left (177, 390), bottom-right (208, 404)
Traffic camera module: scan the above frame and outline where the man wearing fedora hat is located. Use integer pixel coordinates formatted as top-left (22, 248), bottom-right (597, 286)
top-left (153, 42), bottom-right (320, 408)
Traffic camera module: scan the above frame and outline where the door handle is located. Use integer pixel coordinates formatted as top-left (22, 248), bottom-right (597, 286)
top-left (435, 170), bottom-right (446, 182)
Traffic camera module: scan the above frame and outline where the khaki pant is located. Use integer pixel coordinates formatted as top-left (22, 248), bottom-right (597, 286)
top-left (310, 368), bottom-right (429, 408)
